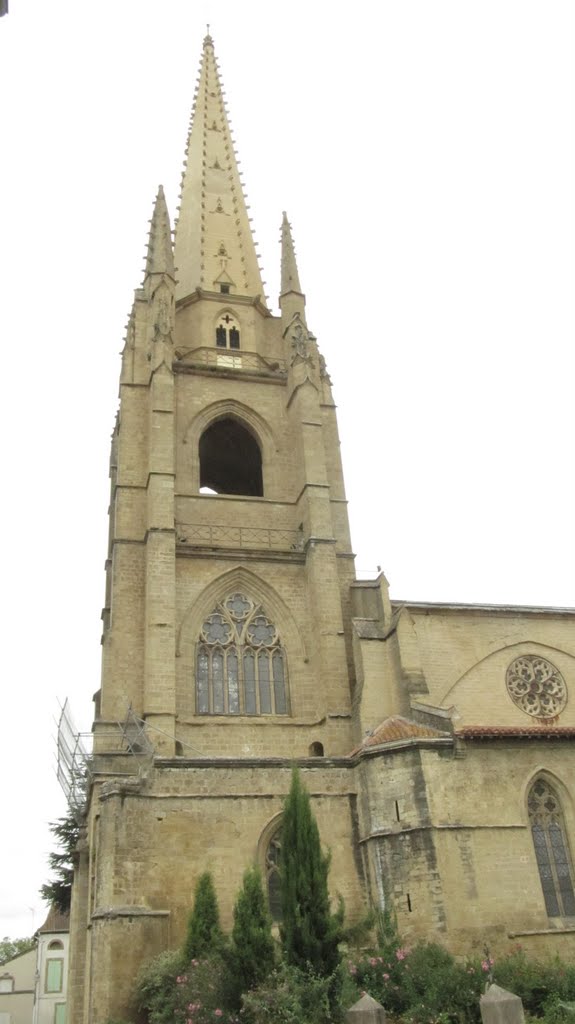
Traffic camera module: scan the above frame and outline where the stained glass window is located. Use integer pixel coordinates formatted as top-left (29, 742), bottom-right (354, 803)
top-left (196, 593), bottom-right (289, 716)
top-left (528, 778), bottom-right (575, 918)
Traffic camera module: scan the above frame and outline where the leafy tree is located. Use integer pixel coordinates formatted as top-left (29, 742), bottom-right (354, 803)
top-left (0, 935), bottom-right (36, 966)
top-left (280, 767), bottom-right (342, 979)
top-left (40, 811), bottom-right (81, 913)
top-left (226, 865), bottom-right (275, 1007)
top-left (182, 871), bottom-right (223, 962)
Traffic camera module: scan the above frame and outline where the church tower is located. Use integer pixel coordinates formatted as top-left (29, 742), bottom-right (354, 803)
top-left (94, 32), bottom-right (356, 760)
top-left (68, 34), bottom-right (365, 1024)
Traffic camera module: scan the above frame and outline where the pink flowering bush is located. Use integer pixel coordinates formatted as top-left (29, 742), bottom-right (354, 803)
top-left (348, 943), bottom-right (486, 1023)
top-left (172, 957), bottom-right (238, 1024)
top-left (137, 953), bottom-right (237, 1024)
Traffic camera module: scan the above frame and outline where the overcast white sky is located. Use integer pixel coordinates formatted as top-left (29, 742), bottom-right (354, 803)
top-left (0, 1), bottom-right (573, 939)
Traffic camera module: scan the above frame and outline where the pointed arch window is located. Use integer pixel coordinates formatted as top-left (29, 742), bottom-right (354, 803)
top-left (196, 593), bottom-right (289, 716)
top-left (265, 829), bottom-right (283, 922)
top-left (528, 777), bottom-right (575, 918)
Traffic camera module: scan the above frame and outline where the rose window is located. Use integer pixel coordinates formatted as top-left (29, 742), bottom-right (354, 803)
top-left (505, 655), bottom-right (567, 719)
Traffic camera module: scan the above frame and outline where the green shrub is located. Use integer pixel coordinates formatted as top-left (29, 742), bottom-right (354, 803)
top-left (536, 1001), bottom-right (575, 1024)
top-left (136, 949), bottom-right (184, 1024)
top-left (496, 950), bottom-right (575, 1018)
top-left (183, 872), bottom-right (223, 962)
top-left (401, 943), bottom-right (482, 1024)
top-left (241, 963), bottom-right (335, 1024)
top-left (348, 942), bottom-right (485, 1024)
top-left (225, 865), bottom-right (275, 1008)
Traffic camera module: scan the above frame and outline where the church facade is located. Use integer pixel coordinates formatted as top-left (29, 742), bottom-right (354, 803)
top-left (67, 34), bottom-right (575, 1024)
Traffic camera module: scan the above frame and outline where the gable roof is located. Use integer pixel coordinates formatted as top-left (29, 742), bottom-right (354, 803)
top-left (38, 905), bottom-right (70, 933)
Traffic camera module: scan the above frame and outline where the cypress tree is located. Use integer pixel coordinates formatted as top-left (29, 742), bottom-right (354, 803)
top-left (183, 871), bottom-right (222, 962)
top-left (227, 866), bottom-right (275, 1006)
top-left (280, 767), bottom-right (341, 977)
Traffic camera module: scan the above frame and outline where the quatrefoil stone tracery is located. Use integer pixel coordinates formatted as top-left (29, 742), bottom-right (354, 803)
top-left (505, 655), bottom-right (567, 719)
top-left (225, 593), bottom-right (252, 620)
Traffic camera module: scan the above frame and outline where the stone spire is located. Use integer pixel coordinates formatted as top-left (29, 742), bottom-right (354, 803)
top-left (145, 185), bottom-right (175, 279)
top-left (280, 211), bottom-right (302, 296)
top-left (174, 33), bottom-right (265, 303)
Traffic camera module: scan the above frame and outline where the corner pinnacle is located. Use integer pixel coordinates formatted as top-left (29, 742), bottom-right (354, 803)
top-left (280, 211), bottom-right (303, 297)
top-left (145, 185), bottom-right (175, 279)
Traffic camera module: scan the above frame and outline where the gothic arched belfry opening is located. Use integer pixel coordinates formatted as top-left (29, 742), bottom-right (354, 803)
top-left (67, 33), bottom-right (575, 1024)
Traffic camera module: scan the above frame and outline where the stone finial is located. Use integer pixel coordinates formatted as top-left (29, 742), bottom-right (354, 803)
top-left (347, 993), bottom-right (386, 1024)
top-left (145, 186), bottom-right (175, 279)
top-left (280, 211), bottom-right (303, 297)
top-left (480, 984), bottom-right (525, 1024)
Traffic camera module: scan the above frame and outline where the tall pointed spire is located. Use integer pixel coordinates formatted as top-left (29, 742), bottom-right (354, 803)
top-left (174, 34), bottom-right (265, 303)
top-left (280, 211), bottom-right (302, 296)
top-left (145, 185), bottom-right (175, 278)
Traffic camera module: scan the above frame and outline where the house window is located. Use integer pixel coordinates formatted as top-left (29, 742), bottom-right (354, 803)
top-left (0, 975), bottom-right (13, 993)
top-left (45, 958), bottom-right (64, 993)
top-left (214, 312), bottom-right (240, 349)
top-left (48, 940), bottom-right (63, 951)
top-left (528, 778), bottom-right (575, 917)
top-left (54, 1005), bottom-right (67, 1024)
top-left (196, 593), bottom-right (289, 716)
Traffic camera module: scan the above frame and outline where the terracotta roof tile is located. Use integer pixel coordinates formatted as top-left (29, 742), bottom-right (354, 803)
top-left (350, 716), bottom-right (450, 756)
top-left (456, 726), bottom-right (575, 740)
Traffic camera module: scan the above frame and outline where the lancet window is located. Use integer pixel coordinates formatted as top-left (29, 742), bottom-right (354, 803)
top-left (528, 777), bottom-right (575, 918)
top-left (265, 829), bottom-right (282, 921)
top-left (196, 593), bottom-right (288, 716)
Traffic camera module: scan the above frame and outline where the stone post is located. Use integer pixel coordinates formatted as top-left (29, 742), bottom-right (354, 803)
top-left (480, 984), bottom-right (525, 1024)
top-left (347, 993), bottom-right (387, 1024)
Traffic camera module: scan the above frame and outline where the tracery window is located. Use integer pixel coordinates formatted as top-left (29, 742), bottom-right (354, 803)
top-left (196, 593), bottom-right (289, 716)
top-left (215, 312), bottom-right (240, 349)
top-left (528, 778), bottom-right (575, 918)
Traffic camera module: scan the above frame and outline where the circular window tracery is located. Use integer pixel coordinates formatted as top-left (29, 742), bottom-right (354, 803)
top-left (506, 655), bottom-right (567, 719)
top-left (196, 593), bottom-right (288, 716)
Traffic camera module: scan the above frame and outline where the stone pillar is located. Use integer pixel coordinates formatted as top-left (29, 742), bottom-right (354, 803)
top-left (480, 984), bottom-right (525, 1024)
top-left (347, 993), bottom-right (387, 1024)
